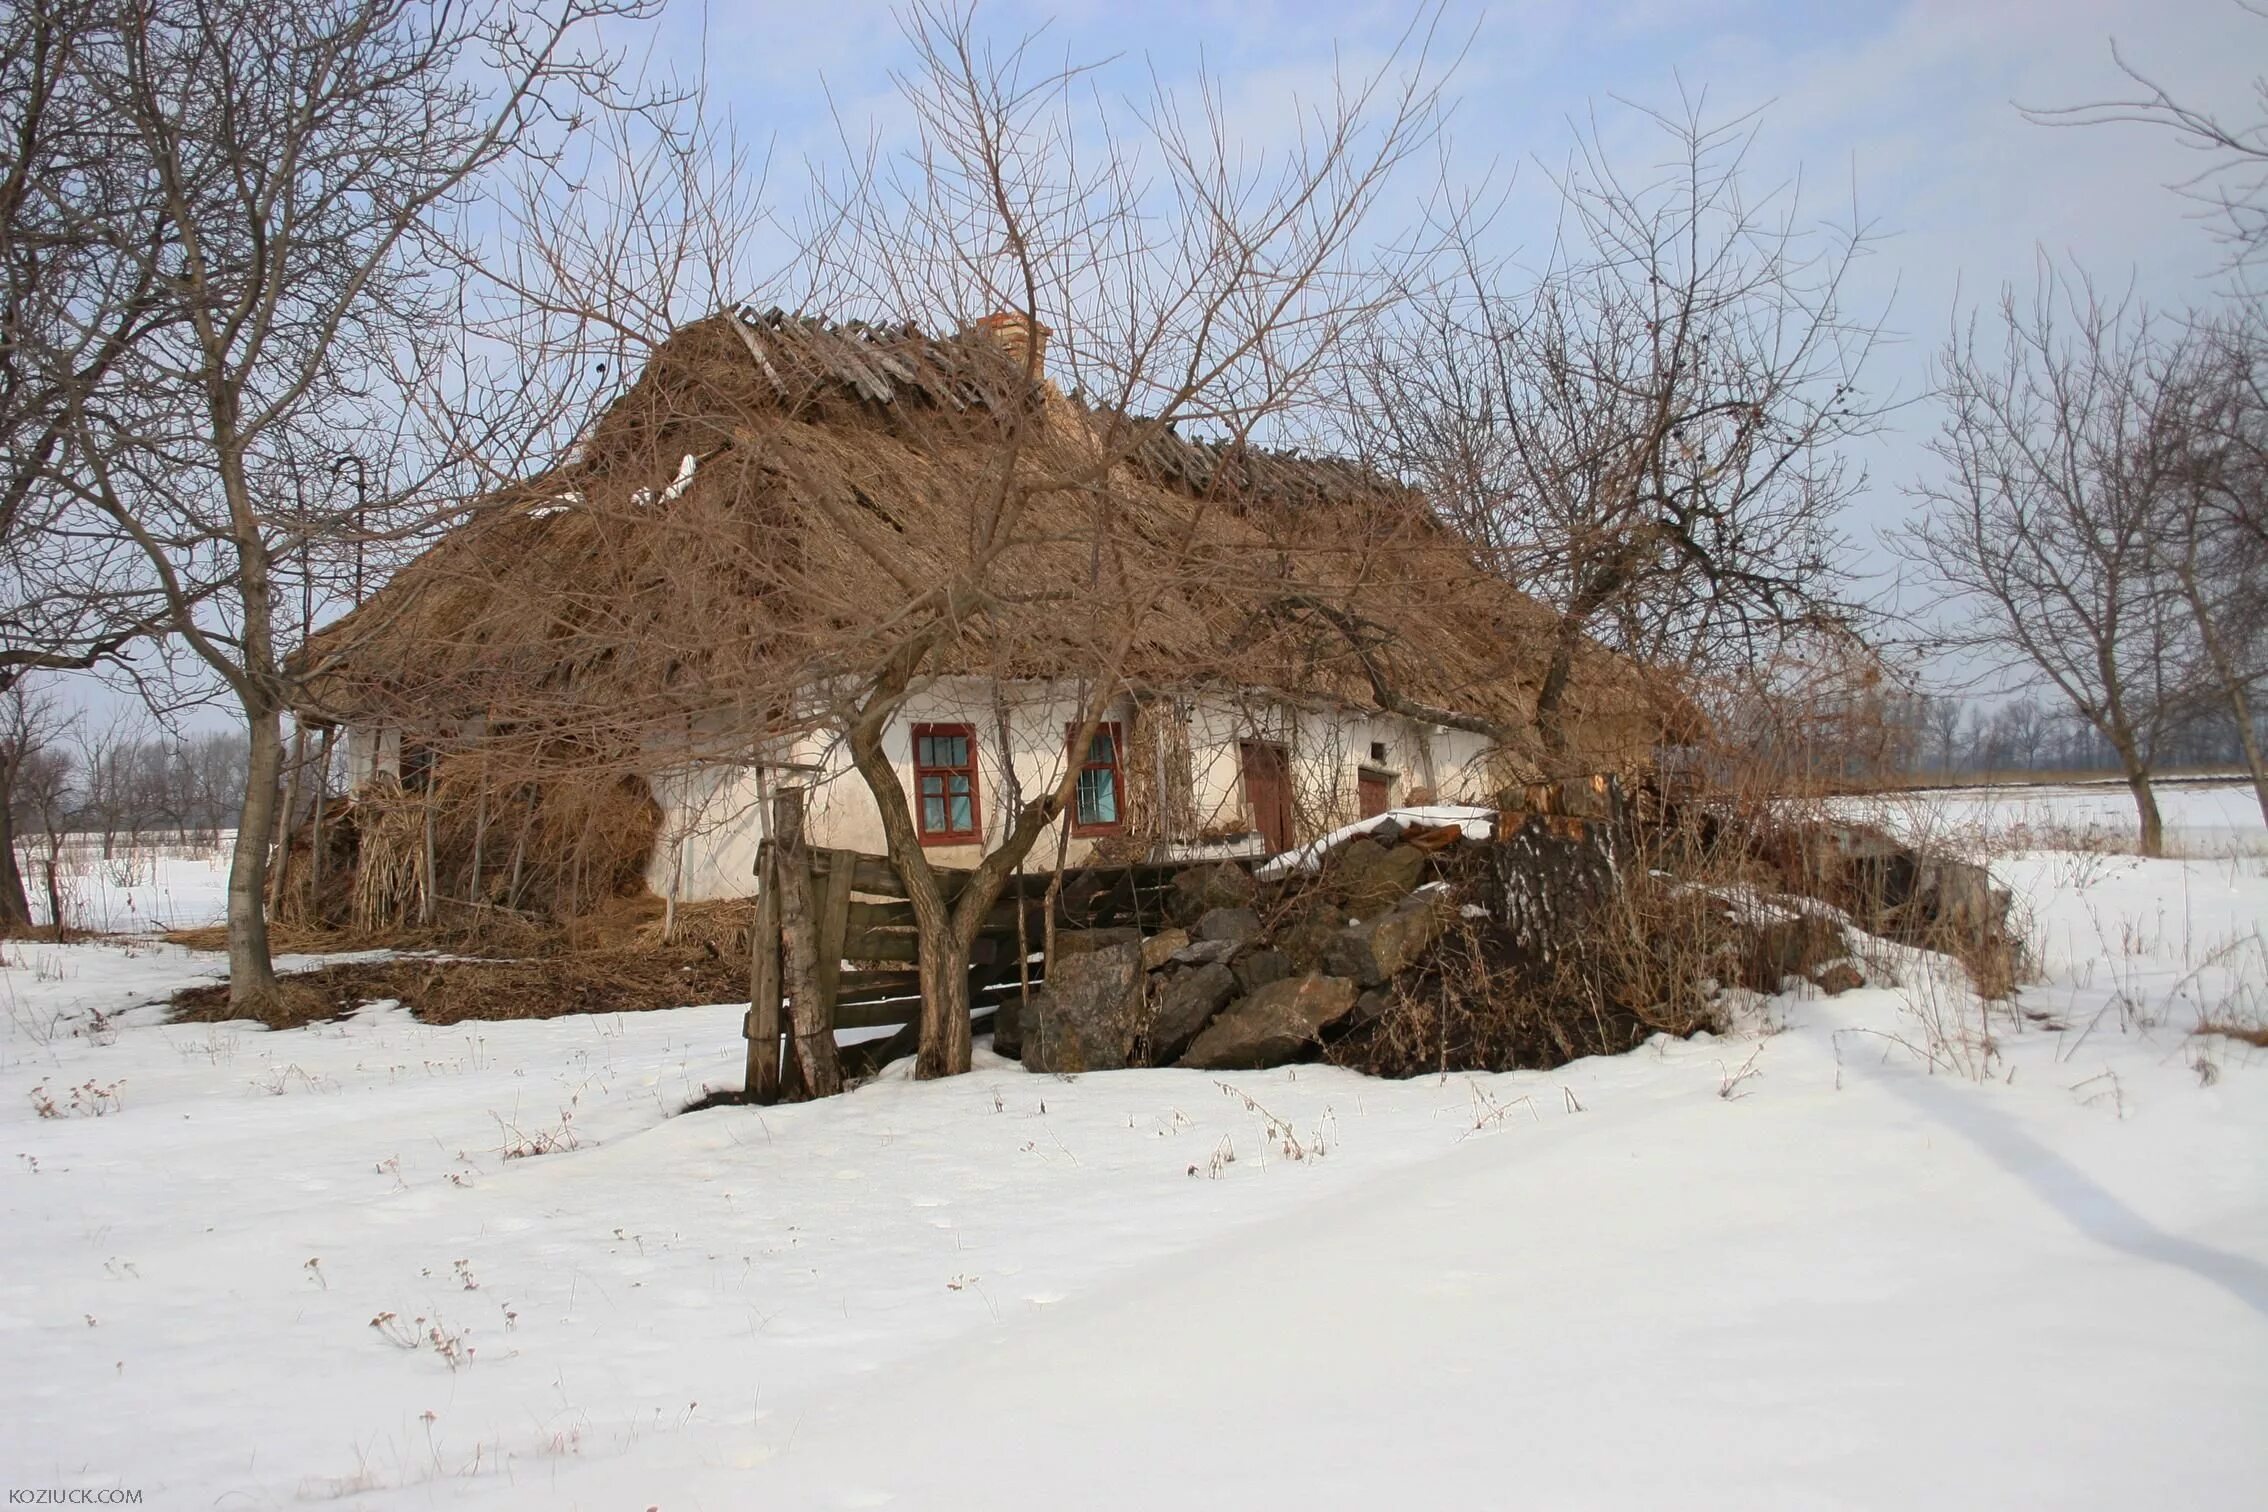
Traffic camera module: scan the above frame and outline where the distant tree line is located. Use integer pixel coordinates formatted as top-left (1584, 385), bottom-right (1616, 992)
top-left (1884, 692), bottom-right (2265, 782)
top-left (2, 684), bottom-right (251, 928)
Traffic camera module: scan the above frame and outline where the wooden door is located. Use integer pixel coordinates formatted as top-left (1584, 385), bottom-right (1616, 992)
top-left (1240, 741), bottom-right (1295, 855)
top-left (1357, 768), bottom-right (1391, 819)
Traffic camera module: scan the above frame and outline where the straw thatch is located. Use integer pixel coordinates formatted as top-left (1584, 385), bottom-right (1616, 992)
top-left (294, 308), bottom-right (1693, 773)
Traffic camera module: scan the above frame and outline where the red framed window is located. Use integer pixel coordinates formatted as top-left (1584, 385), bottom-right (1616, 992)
top-left (1067, 722), bottom-right (1124, 835)
top-left (913, 724), bottom-right (981, 843)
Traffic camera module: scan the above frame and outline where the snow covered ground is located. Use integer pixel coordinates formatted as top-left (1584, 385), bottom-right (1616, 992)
top-left (3, 791), bottom-right (2265, 1508)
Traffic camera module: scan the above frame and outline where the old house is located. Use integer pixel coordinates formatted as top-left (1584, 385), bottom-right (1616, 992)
top-left (292, 308), bottom-right (1690, 919)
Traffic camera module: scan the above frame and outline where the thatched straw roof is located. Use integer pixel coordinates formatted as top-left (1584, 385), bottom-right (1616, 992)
top-left (296, 309), bottom-right (1693, 773)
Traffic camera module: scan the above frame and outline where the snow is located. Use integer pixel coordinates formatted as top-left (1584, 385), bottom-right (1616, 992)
top-left (3, 790), bottom-right (2265, 1508)
top-left (1254, 803), bottom-right (1496, 877)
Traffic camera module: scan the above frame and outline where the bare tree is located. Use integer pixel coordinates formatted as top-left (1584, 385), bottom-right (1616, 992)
top-left (1902, 271), bottom-right (2195, 853)
top-left (0, 680), bottom-right (74, 929)
top-left (38, 0), bottom-right (654, 1015)
top-left (1355, 96), bottom-right (1883, 760)
top-left (2023, 2), bottom-right (2268, 275)
top-left (2160, 312), bottom-right (2268, 819)
top-left (0, 0), bottom-right (190, 702)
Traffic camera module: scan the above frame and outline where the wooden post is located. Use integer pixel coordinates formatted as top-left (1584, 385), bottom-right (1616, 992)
top-left (267, 725), bottom-right (308, 913)
top-left (772, 788), bottom-right (842, 1099)
top-left (420, 786), bottom-right (438, 926)
top-left (744, 835), bottom-right (783, 1104)
top-left (308, 728), bottom-right (334, 927)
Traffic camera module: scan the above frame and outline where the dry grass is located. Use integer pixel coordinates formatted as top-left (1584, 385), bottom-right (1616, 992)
top-left (169, 944), bottom-right (747, 1029)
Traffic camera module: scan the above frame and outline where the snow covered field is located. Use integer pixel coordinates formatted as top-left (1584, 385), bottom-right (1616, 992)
top-left (3, 789), bottom-right (2265, 1508)
top-left (1838, 774), bottom-right (2268, 859)
top-left (16, 835), bottom-right (234, 933)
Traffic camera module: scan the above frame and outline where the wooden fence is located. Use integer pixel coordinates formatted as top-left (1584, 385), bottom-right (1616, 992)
top-left (741, 787), bottom-right (1211, 1100)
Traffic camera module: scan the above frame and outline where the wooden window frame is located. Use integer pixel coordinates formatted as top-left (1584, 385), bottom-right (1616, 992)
top-left (912, 723), bottom-right (982, 845)
top-left (1066, 721), bottom-right (1126, 837)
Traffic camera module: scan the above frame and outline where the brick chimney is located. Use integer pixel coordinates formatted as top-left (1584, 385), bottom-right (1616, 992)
top-left (970, 310), bottom-right (1050, 375)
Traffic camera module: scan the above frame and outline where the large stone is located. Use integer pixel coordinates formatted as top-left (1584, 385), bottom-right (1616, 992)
top-left (1194, 906), bottom-right (1262, 947)
top-left (1169, 862), bottom-right (1257, 925)
top-left (1023, 940), bottom-right (1142, 1073)
top-left (1055, 926), bottom-right (1142, 957)
top-left (1909, 857), bottom-right (2008, 944)
top-left (1811, 960), bottom-right (1865, 996)
top-left (1145, 961), bottom-right (1237, 1064)
top-left (1325, 886), bottom-right (1456, 987)
top-left (1179, 973), bottom-right (1359, 1070)
top-left (1331, 839), bottom-right (1428, 917)
top-left (1276, 899), bottom-right (1348, 973)
top-left (1170, 937), bottom-right (1238, 967)
top-left (1140, 928), bottom-right (1191, 972)
top-left (991, 996), bottom-right (1023, 1058)
top-left (1232, 948), bottom-right (1290, 995)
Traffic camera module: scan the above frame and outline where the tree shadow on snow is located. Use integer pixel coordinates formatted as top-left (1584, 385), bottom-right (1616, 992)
top-left (1882, 1067), bottom-right (2268, 1322)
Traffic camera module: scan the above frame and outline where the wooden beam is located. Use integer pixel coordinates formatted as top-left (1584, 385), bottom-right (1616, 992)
top-left (743, 838), bottom-right (783, 1104)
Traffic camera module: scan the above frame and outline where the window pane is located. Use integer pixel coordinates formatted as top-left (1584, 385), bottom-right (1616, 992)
top-left (920, 774), bottom-right (943, 798)
top-left (950, 795), bottom-right (973, 832)
top-left (917, 736), bottom-right (936, 767)
top-left (923, 794), bottom-right (946, 831)
top-left (1087, 730), bottom-right (1114, 763)
top-left (945, 735), bottom-right (967, 767)
top-left (1078, 767), bottom-right (1117, 825)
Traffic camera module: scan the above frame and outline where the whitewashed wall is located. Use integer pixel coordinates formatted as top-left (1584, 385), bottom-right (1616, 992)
top-left (350, 679), bottom-right (1511, 906)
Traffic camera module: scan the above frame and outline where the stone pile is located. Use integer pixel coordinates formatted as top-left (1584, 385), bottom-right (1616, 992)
top-left (999, 820), bottom-right (1475, 1073)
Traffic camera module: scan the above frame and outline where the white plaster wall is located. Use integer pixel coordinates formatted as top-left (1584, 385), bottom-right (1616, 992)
top-left (343, 725), bottom-right (399, 787)
top-left (643, 762), bottom-right (770, 902)
top-left (362, 681), bottom-right (1514, 907)
top-left (1181, 695), bottom-right (1493, 841)
top-left (792, 679), bottom-right (1135, 873)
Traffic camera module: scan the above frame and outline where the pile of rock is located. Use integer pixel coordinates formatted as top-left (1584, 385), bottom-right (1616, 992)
top-left (997, 822), bottom-right (1474, 1073)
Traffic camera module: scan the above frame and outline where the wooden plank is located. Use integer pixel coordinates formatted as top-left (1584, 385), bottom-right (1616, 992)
top-left (743, 839), bottom-right (783, 1104)
top-left (850, 855), bottom-right (909, 897)
top-left (846, 853), bottom-right (1211, 904)
top-left (845, 895), bottom-right (1049, 937)
top-left (838, 930), bottom-right (1011, 966)
top-left (839, 997), bottom-right (1006, 1033)
top-left (835, 968), bottom-right (922, 1001)
top-left (813, 849), bottom-right (854, 1018)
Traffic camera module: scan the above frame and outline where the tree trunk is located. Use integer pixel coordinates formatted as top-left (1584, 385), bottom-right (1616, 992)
top-left (43, 852), bottom-right (67, 943)
top-left (1533, 618), bottom-right (1583, 760)
top-left (0, 801), bottom-right (32, 931)
top-left (2117, 757), bottom-right (2166, 858)
top-left (914, 924), bottom-right (976, 1079)
top-left (226, 702), bottom-right (285, 1009)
